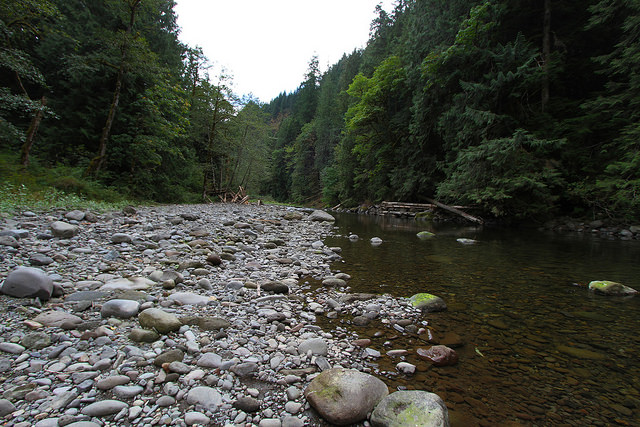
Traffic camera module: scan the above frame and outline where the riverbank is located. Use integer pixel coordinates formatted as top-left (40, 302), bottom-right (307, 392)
top-left (0, 204), bottom-right (430, 426)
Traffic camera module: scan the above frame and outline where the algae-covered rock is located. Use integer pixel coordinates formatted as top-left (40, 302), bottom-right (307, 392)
top-left (370, 390), bottom-right (450, 427)
top-left (304, 368), bottom-right (388, 425)
top-left (409, 293), bottom-right (447, 312)
top-left (417, 231), bottom-right (435, 240)
top-left (588, 281), bottom-right (637, 296)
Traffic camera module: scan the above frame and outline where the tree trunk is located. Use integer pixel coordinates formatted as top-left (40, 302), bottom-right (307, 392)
top-left (20, 96), bottom-right (47, 167)
top-left (541, 0), bottom-right (551, 112)
top-left (85, 0), bottom-right (141, 176)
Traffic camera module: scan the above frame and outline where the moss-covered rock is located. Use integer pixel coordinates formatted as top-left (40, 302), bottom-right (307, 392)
top-left (417, 231), bottom-right (435, 240)
top-left (588, 281), bottom-right (637, 296)
top-left (409, 293), bottom-right (447, 312)
top-left (304, 368), bottom-right (388, 426)
top-left (370, 390), bottom-right (450, 427)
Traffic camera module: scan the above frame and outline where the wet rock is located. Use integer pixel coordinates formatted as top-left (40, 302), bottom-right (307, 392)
top-left (1, 266), bottom-right (54, 300)
top-left (138, 308), bottom-right (182, 334)
top-left (417, 345), bottom-right (459, 367)
top-left (322, 278), bottom-right (346, 288)
top-left (557, 345), bottom-right (605, 360)
top-left (234, 396), bottom-right (261, 413)
top-left (456, 238), bottom-right (476, 245)
top-left (308, 210), bottom-right (335, 222)
top-left (50, 221), bottom-right (79, 238)
top-left (304, 368), bottom-right (388, 425)
top-left (370, 390), bottom-right (450, 427)
top-left (417, 231), bottom-right (435, 239)
top-left (588, 280), bottom-right (637, 296)
top-left (409, 293), bottom-right (447, 312)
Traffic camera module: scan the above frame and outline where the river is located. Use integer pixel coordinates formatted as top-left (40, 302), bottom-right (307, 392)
top-left (319, 213), bottom-right (640, 426)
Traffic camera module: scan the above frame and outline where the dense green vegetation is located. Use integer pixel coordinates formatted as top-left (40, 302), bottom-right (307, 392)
top-left (2, 0), bottom-right (639, 221)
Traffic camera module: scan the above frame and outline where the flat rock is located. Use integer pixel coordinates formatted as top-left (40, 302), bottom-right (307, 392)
top-left (417, 345), bottom-right (458, 367)
top-left (100, 277), bottom-right (153, 291)
top-left (1, 267), bottom-right (54, 300)
top-left (168, 292), bottom-right (210, 306)
top-left (34, 311), bottom-right (83, 328)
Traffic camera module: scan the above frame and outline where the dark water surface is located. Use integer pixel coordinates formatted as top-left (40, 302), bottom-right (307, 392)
top-left (321, 213), bottom-right (640, 426)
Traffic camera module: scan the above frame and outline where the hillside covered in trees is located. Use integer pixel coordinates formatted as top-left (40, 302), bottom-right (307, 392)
top-left (2, 0), bottom-right (640, 221)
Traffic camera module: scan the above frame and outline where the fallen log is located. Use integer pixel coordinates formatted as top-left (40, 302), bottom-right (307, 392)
top-left (425, 198), bottom-right (483, 224)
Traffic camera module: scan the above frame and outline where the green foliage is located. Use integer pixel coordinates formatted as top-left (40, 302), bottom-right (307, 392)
top-left (437, 130), bottom-right (564, 218)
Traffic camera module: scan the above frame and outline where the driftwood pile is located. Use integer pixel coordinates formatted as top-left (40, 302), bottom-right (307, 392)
top-left (218, 186), bottom-right (250, 204)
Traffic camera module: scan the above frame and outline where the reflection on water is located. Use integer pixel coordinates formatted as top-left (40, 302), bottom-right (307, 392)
top-left (322, 213), bottom-right (640, 426)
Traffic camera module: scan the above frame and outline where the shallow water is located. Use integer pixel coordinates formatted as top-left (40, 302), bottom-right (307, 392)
top-left (321, 213), bottom-right (640, 426)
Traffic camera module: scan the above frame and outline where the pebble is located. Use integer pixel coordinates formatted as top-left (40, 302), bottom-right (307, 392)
top-left (0, 204), bottom-right (426, 426)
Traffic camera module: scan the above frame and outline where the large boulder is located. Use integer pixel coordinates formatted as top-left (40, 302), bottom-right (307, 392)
top-left (138, 308), bottom-right (182, 334)
top-left (50, 221), bottom-right (79, 238)
top-left (304, 368), bottom-right (388, 425)
top-left (409, 293), bottom-right (447, 312)
top-left (1, 267), bottom-right (54, 300)
top-left (308, 210), bottom-right (335, 222)
top-left (370, 390), bottom-right (449, 427)
top-left (588, 281), bottom-right (637, 296)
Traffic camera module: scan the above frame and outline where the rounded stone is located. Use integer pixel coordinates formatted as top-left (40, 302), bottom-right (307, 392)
top-left (1, 267), bottom-right (54, 300)
top-left (101, 299), bottom-right (140, 319)
top-left (138, 308), bottom-right (182, 334)
top-left (370, 390), bottom-right (450, 427)
top-left (81, 400), bottom-right (128, 416)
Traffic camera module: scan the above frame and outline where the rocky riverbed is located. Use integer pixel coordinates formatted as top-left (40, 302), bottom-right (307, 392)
top-left (0, 203), bottom-right (443, 427)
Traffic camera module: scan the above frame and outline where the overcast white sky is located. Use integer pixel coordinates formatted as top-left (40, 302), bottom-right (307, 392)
top-left (173, 0), bottom-right (395, 102)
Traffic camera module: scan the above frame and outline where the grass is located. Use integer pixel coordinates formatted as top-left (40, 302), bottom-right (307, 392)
top-left (0, 181), bottom-right (131, 215)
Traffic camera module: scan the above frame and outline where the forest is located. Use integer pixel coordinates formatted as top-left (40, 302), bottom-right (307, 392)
top-left (2, 0), bottom-right (639, 221)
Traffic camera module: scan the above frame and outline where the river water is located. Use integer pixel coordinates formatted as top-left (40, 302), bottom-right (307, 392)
top-left (320, 213), bottom-right (640, 426)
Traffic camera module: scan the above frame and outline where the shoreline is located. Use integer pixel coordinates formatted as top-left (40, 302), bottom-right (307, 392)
top-left (0, 203), bottom-right (426, 426)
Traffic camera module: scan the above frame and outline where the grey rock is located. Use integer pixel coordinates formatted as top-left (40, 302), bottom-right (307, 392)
top-left (0, 342), bottom-right (25, 354)
top-left (157, 395), bottom-right (176, 407)
top-left (1, 266), bottom-right (53, 300)
top-left (138, 308), bottom-right (182, 334)
top-left (34, 311), bottom-right (83, 328)
top-left (100, 277), bottom-right (153, 291)
top-left (197, 352), bottom-right (222, 368)
top-left (101, 299), bottom-right (140, 319)
top-left (230, 362), bottom-right (259, 377)
top-left (298, 338), bottom-right (328, 356)
top-left (168, 292), bottom-right (210, 306)
top-left (111, 233), bottom-right (133, 243)
top-left (370, 390), bottom-right (450, 427)
top-left (186, 386), bottom-right (222, 411)
top-left (21, 332), bottom-right (52, 349)
top-left (0, 398), bottom-right (16, 416)
top-left (129, 328), bottom-right (160, 343)
top-left (81, 400), bottom-right (128, 416)
top-left (0, 236), bottom-right (19, 248)
top-left (112, 385), bottom-right (144, 399)
top-left (304, 368), bottom-right (388, 426)
top-left (29, 253), bottom-right (54, 266)
top-left (153, 349), bottom-right (184, 367)
top-left (50, 221), bottom-right (79, 238)
top-left (184, 411), bottom-right (210, 426)
top-left (65, 210), bottom-right (86, 221)
top-left (308, 210), bottom-right (335, 222)
top-left (97, 375), bottom-right (131, 390)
